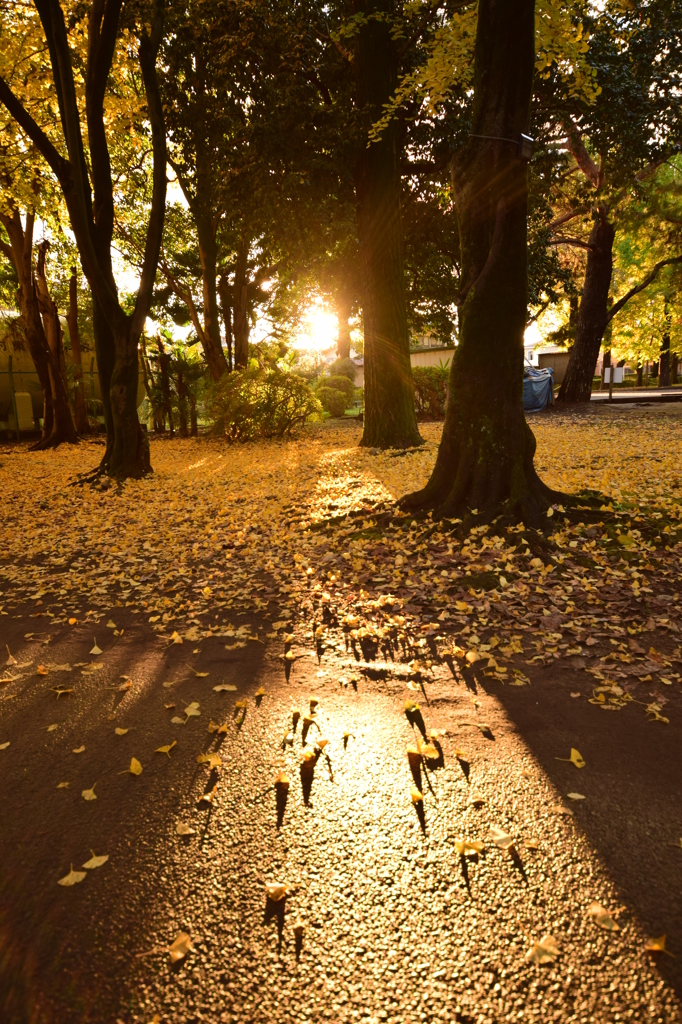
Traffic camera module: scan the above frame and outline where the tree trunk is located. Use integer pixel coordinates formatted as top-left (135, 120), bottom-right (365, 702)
top-left (1, 210), bottom-right (56, 445)
top-left (557, 211), bottom-right (615, 403)
top-left (218, 274), bottom-right (234, 371)
top-left (636, 363), bottom-right (643, 387)
top-left (659, 305), bottom-right (671, 388)
top-left (176, 363), bottom-right (189, 437)
top-left (354, 0), bottom-right (421, 449)
top-left (33, 241), bottom-right (79, 447)
top-left (671, 351), bottom-right (679, 385)
top-left (600, 349), bottom-right (611, 390)
top-left (196, 212), bottom-right (227, 380)
top-left (402, 0), bottom-right (554, 522)
top-left (156, 340), bottom-right (174, 437)
top-left (336, 293), bottom-right (353, 360)
top-left (233, 238), bottom-right (250, 369)
top-left (67, 266), bottom-right (90, 433)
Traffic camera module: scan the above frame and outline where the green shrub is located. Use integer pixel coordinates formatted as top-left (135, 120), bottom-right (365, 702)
top-left (317, 386), bottom-right (348, 417)
top-left (412, 364), bottom-right (450, 419)
top-left (207, 367), bottom-right (321, 440)
top-left (322, 374), bottom-right (355, 401)
top-left (328, 357), bottom-right (357, 383)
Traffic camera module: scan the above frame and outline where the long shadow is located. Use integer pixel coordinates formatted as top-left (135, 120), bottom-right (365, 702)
top-left (479, 671), bottom-right (682, 996)
top-left (0, 617), bottom-right (271, 1023)
top-left (275, 780), bottom-right (289, 828)
top-left (263, 897), bottom-right (286, 953)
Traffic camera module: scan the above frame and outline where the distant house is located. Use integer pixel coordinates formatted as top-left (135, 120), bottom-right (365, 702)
top-left (351, 337), bottom-right (455, 391)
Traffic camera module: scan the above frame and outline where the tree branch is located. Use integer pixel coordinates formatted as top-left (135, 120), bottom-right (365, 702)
top-left (607, 255), bottom-right (682, 324)
top-left (0, 75), bottom-right (70, 181)
top-left (548, 206), bottom-right (589, 232)
top-left (562, 117), bottom-right (600, 188)
top-left (550, 236), bottom-right (594, 250)
top-left (130, 0), bottom-right (167, 341)
top-left (86, 0), bottom-right (123, 244)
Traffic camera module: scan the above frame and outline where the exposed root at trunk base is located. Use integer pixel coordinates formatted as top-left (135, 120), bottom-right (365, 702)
top-left (28, 432), bottom-right (80, 452)
top-left (400, 424), bottom-right (562, 529)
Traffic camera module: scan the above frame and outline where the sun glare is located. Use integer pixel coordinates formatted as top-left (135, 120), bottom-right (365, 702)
top-left (295, 303), bottom-right (338, 353)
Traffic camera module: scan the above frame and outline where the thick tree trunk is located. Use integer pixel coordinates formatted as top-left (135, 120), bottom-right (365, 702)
top-left (336, 294), bottom-right (353, 360)
top-left (354, 0), bottom-right (421, 449)
top-left (557, 211), bottom-right (615, 403)
top-left (636, 363), bottom-right (643, 386)
top-left (402, 0), bottom-right (554, 522)
top-left (233, 238), bottom-right (250, 369)
top-left (104, 322), bottom-right (150, 476)
top-left (196, 212), bottom-right (227, 380)
top-left (671, 351), bottom-right (679, 385)
top-left (67, 267), bottom-right (90, 433)
top-left (218, 274), bottom-right (234, 371)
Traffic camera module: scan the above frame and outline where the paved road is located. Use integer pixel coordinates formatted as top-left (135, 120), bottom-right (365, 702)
top-left (1, 605), bottom-right (681, 1024)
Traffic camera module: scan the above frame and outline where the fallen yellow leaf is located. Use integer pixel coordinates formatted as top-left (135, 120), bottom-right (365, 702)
top-left (556, 748), bottom-right (585, 768)
top-left (169, 932), bottom-right (192, 962)
top-left (58, 864), bottom-right (87, 886)
top-left (587, 901), bottom-right (619, 931)
top-left (155, 741), bottom-right (177, 757)
top-left (81, 785), bottom-right (97, 801)
top-left (82, 851), bottom-right (109, 869)
top-left (525, 935), bottom-right (560, 964)
top-left (266, 882), bottom-right (287, 901)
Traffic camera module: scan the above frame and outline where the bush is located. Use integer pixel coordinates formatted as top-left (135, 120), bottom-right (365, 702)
top-left (328, 357), bottom-right (357, 383)
top-left (317, 386), bottom-right (348, 417)
top-left (412, 364), bottom-right (450, 419)
top-left (207, 367), bottom-right (321, 440)
top-left (323, 374), bottom-right (355, 402)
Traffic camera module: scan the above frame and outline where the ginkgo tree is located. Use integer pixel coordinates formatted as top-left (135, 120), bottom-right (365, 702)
top-left (0, 0), bottom-right (167, 479)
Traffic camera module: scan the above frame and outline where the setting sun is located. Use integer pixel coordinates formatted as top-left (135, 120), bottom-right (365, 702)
top-left (294, 303), bottom-right (338, 353)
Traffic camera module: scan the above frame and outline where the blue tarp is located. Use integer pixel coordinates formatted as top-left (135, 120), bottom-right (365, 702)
top-left (523, 366), bottom-right (554, 412)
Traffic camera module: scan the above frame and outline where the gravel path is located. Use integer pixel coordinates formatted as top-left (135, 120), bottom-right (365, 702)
top-left (1, 607), bottom-right (680, 1024)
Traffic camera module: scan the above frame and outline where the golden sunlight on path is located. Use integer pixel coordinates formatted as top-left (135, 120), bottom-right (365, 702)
top-left (0, 406), bottom-right (681, 1023)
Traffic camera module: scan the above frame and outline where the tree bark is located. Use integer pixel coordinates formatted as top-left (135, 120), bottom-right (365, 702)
top-left (157, 340), bottom-right (174, 436)
top-left (671, 351), bottom-right (679, 385)
top-left (659, 302), bottom-right (671, 388)
top-left (354, 0), bottom-right (421, 449)
top-left (233, 237), bottom-right (250, 369)
top-left (196, 209), bottom-right (227, 380)
top-left (0, 210), bottom-right (54, 444)
top-left (336, 293), bottom-right (353, 360)
top-left (176, 361), bottom-right (189, 436)
top-left (218, 273), bottom-right (234, 371)
top-left (34, 240), bottom-right (79, 447)
top-left (1, 210), bottom-right (79, 448)
top-left (557, 211), bottom-right (615, 403)
top-left (67, 266), bottom-right (90, 433)
top-left (402, 0), bottom-right (554, 522)
top-left (636, 363), bottom-right (643, 387)
top-left (0, 1), bottom-right (165, 478)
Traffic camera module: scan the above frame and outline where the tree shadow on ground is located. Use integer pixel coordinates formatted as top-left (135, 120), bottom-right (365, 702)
top-left (478, 667), bottom-right (682, 998)
top-left (0, 611), bottom-right (270, 1024)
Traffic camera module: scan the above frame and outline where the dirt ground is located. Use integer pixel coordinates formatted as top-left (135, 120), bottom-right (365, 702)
top-left (1, 407), bottom-right (681, 1024)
